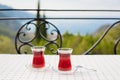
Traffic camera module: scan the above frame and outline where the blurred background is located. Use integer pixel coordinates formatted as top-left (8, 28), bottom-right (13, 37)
top-left (0, 0), bottom-right (120, 54)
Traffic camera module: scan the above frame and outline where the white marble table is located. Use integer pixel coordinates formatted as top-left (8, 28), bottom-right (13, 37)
top-left (0, 54), bottom-right (120, 80)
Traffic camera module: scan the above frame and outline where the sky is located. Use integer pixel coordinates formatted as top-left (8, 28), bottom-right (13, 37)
top-left (0, 0), bottom-right (120, 17)
top-left (0, 0), bottom-right (120, 35)
top-left (0, 0), bottom-right (120, 9)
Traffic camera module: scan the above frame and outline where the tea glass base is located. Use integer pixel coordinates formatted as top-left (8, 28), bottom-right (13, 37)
top-left (25, 63), bottom-right (50, 72)
top-left (52, 66), bottom-right (77, 75)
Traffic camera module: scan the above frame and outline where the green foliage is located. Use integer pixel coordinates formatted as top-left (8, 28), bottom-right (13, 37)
top-left (0, 35), bottom-right (16, 54)
top-left (62, 32), bottom-right (97, 54)
top-left (61, 24), bottom-right (120, 55)
top-left (93, 24), bottom-right (120, 54)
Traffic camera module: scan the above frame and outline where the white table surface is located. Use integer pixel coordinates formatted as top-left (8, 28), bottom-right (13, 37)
top-left (0, 54), bottom-right (120, 80)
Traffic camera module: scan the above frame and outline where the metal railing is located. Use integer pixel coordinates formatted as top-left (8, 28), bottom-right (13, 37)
top-left (0, 9), bottom-right (120, 54)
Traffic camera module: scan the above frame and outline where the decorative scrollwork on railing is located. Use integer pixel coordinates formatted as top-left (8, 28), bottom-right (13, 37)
top-left (83, 21), bottom-right (120, 55)
top-left (15, 19), bottom-right (62, 54)
top-left (114, 37), bottom-right (120, 54)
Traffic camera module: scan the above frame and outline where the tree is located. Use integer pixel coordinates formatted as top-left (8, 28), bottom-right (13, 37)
top-left (35, 0), bottom-right (47, 44)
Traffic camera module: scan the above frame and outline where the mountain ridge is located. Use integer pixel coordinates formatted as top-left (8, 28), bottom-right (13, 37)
top-left (0, 4), bottom-right (35, 38)
top-left (0, 4), bottom-right (35, 18)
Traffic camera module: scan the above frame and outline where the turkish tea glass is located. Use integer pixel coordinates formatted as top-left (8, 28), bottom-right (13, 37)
top-left (58, 48), bottom-right (73, 71)
top-left (31, 46), bottom-right (45, 68)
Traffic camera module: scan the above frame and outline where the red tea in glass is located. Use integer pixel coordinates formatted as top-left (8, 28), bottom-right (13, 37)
top-left (58, 48), bottom-right (73, 71)
top-left (31, 46), bottom-right (45, 68)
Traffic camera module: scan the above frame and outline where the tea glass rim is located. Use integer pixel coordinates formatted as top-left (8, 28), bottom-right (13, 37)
top-left (57, 48), bottom-right (73, 54)
top-left (31, 46), bottom-right (45, 52)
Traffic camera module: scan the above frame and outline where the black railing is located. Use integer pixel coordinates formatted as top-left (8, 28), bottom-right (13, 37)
top-left (15, 19), bottom-right (62, 54)
top-left (0, 9), bottom-right (120, 11)
top-left (0, 9), bottom-right (120, 54)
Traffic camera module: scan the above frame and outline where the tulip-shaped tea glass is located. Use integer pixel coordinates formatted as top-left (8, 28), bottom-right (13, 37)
top-left (52, 48), bottom-right (96, 74)
top-left (31, 46), bottom-right (45, 68)
top-left (58, 48), bottom-right (73, 71)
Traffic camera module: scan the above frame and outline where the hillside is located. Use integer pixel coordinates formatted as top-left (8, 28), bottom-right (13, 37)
top-left (0, 4), bottom-right (35, 38)
top-left (91, 23), bottom-right (120, 54)
top-left (93, 23), bottom-right (120, 39)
